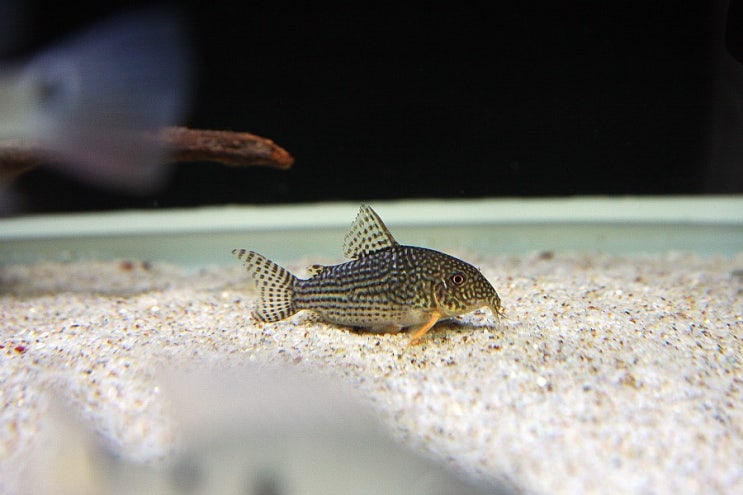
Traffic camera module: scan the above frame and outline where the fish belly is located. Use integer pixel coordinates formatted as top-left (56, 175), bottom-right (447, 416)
top-left (317, 305), bottom-right (431, 332)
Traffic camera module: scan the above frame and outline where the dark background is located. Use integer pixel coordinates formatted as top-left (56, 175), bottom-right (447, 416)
top-left (6, 1), bottom-right (743, 213)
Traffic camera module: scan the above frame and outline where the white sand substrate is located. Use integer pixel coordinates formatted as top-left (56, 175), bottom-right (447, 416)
top-left (1, 251), bottom-right (742, 494)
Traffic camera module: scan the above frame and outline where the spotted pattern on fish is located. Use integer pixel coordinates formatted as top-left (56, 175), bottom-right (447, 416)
top-left (343, 204), bottom-right (397, 258)
top-left (233, 204), bottom-right (502, 344)
top-left (232, 250), bottom-right (297, 323)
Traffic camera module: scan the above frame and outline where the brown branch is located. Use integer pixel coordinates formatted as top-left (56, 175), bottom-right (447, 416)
top-left (0, 126), bottom-right (294, 182)
top-left (158, 126), bottom-right (294, 169)
top-left (0, 139), bottom-right (54, 182)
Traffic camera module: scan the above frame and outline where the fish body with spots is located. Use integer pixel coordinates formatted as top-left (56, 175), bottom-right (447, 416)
top-left (234, 205), bottom-right (502, 344)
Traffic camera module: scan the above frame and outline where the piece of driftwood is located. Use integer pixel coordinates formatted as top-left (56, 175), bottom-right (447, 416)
top-left (0, 126), bottom-right (294, 182)
top-left (158, 126), bottom-right (294, 169)
top-left (0, 140), bottom-right (52, 182)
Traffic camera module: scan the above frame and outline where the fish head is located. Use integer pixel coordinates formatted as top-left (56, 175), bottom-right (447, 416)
top-left (430, 252), bottom-right (503, 319)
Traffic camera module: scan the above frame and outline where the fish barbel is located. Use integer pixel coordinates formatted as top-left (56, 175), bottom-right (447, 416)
top-left (233, 205), bottom-right (502, 344)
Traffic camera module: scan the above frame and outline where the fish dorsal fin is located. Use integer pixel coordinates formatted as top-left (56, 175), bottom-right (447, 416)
top-left (343, 204), bottom-right (398, 259)
top-left (306, 264), bottom-right (326, 276)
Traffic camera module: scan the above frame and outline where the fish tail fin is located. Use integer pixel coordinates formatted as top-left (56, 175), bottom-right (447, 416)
top-left (232, 249), bottom-right (299, 323)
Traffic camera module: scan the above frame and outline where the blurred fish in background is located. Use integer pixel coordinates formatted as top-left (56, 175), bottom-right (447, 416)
top-left (21, 365), bottom-right (512, 495)
top-left (0, 5), bottom-right (193, 201)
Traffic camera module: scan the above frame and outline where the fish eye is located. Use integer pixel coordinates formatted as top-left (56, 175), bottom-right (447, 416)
top-left (450, 272), bottom-right (466, 286)
top-left (32, 60), bottom-right (80, 114)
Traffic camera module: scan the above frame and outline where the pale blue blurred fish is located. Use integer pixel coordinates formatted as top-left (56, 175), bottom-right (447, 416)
top-left (20, 366), bottom-right (515, 495)
top-left (0, 7), bottom-right (192, 192)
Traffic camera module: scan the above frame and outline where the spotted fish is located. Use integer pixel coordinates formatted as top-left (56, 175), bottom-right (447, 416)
top-left (232, 204), bottom-right (502, 344)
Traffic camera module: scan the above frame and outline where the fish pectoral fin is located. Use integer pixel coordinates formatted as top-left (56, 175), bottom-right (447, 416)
top-left (407, 311), bottom-right (443, 346)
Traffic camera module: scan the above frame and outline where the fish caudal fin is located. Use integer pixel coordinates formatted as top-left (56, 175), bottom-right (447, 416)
top-left (232, 249), bottom-right (298, 323)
